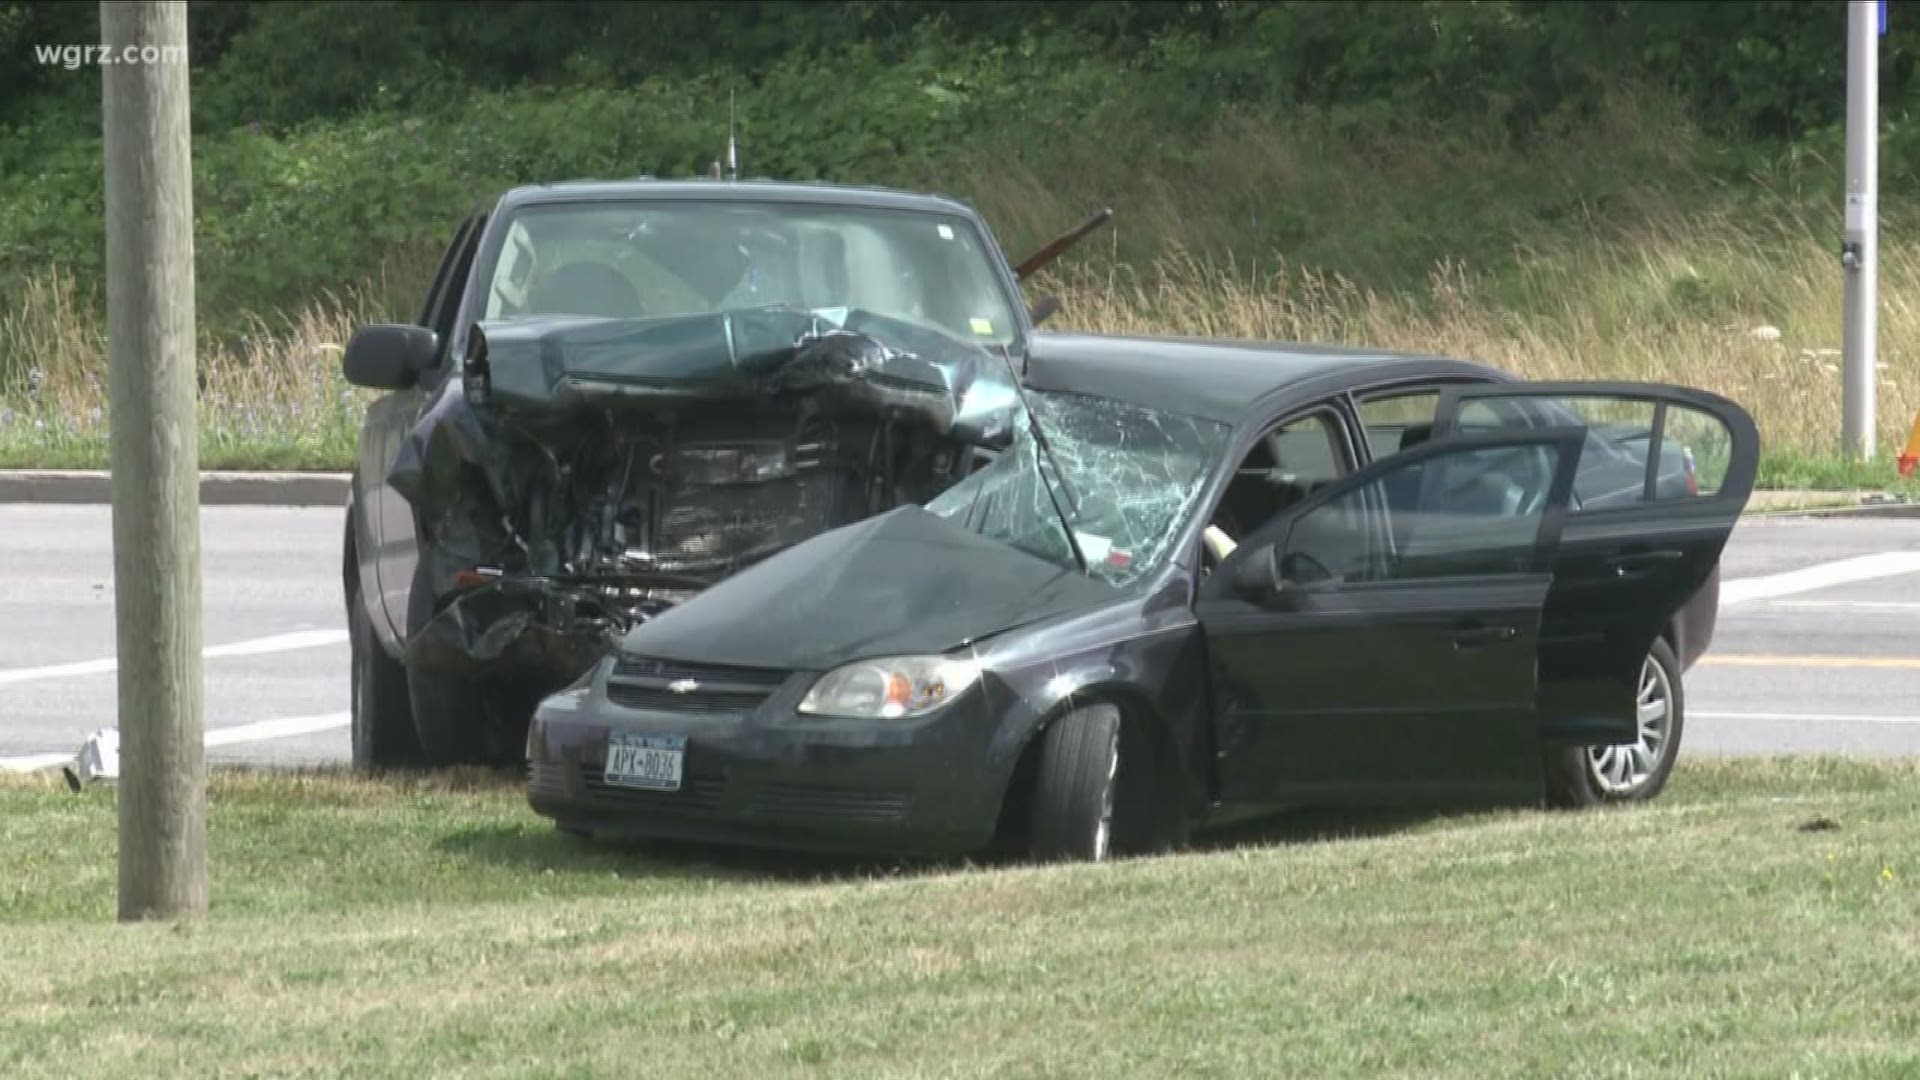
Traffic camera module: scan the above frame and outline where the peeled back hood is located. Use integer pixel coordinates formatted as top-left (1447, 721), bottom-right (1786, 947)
top-left (617, 506), bottom-right (1120, 671)
top-left (466, 307), bottom-right (1018, 446)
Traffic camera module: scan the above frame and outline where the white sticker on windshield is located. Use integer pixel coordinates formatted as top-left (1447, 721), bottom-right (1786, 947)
top-left (1073, 532), bottom-right (1113, 564)
top-left (937, 224), bottom-right (955, 240)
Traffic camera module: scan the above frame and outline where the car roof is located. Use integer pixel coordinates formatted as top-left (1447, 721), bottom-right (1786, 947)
top-left (495, 178), bottom-right (982, 218)
top-left (1022, 333), bottom-right (1509, 424)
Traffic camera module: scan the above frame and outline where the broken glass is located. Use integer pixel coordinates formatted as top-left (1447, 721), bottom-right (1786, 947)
top-left (926, 391), bottom-right (1231, 587)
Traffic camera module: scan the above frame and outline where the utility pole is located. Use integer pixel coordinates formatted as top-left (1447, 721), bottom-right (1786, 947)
top-left (1842, 0), bottom-right (1881, 460)
top-left (101, 0), bottom-right (205, 921)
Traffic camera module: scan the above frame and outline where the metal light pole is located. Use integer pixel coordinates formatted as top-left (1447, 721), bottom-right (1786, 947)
top-left (101, 0), bottom-right (205, 921)
top-left (1842, 0), bottom-right (1880, 460)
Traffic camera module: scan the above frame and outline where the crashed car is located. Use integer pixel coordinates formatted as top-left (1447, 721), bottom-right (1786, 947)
top-left (344, 180), bottom-right (1041, 767)
top-left (526, 333), bottom-right (1759, 861)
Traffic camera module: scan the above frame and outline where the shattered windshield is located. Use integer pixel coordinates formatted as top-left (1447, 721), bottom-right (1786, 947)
top-left (479, 201), bottom-right (1022, 348)
top-left (925, 391), bottom-right (1230, 587)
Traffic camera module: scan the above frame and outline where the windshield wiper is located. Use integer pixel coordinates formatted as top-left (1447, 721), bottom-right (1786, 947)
top-left (989, 346), bottom-right (1088, 575)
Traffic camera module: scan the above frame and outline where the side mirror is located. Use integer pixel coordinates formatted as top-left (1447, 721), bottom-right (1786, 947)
top-left (1228, 541), bottom-right (1283, 598)
top-left (342, 324), bottom-right (439, 391)
top-left (1029, 295), bottom-right (1062, 327)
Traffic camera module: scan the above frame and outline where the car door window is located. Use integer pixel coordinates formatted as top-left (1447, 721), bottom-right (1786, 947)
top-left (1279, 438), bottom-right (1572, 586)
top-left (1355, 389), bottom-right (1442, 459)
top-left (430, 218), bottom-right (484, 355)
top-left (1210, 410), bottom-right (1354, 557)
top-left (1445, 392), bottom-right (1738, 509)
top-left (1651, 404), bottom-right (1735, 498)
top-left (419, 216), bottom-right (481, 331)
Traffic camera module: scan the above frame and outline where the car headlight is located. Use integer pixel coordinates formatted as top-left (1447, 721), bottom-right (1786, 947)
top-left (796, 656), bottom-right (981, 719)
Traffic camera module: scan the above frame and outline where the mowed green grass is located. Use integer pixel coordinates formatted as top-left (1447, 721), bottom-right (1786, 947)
top-left (3, 759), bottom-right (1917, 1079)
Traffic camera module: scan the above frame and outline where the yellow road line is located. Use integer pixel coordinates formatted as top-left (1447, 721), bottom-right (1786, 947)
top-left (1702, 654), bottom-right (1920, 669)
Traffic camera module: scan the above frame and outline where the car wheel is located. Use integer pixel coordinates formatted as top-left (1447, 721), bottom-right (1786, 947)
top-left (349, 589), bottom-right (423, 769)
top-left (1545, 637), bottom-right (1685, 807)
top-left (1028, 703), bottom-right (1129, 863)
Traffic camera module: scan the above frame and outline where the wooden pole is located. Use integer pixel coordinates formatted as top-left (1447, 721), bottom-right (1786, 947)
top-left (101, 0), bottom-right (205, 921)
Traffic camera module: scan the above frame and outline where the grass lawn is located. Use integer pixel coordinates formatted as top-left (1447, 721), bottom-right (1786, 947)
top-left (3, 758), bottom-right (1917, 1078)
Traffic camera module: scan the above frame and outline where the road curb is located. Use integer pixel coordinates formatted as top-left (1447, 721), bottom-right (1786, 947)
top-left (0, 470), bottom-right (349, 507)
top-left (1748, 502), bottom-right (1920, 520)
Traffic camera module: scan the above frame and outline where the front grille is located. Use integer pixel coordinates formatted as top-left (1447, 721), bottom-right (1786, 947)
top-left (540, 757), bottom-right (909, 827)
top-left (746, 783), bottom-right (909, 823)
top-left (608, 655), bottom-right (790, 715)
top-left (612, 656), bottom-right (788, 688)
top-left (579, 766), bottom-right (728, 812)
top-left (528, 761), bottom-right (566, 797)
top-left (607, 684), bottom-right (771, 714)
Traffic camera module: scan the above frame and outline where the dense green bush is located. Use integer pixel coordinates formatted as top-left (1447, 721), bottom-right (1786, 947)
top-left (1, 0), bottom-right (1914, 341)
top-left (3, 26), bottom-right (1145, 322)
top-left (7, 2), bottom-right (1910, 142)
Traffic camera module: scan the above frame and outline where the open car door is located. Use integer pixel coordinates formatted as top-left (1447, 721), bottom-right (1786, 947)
top-left (1197, 429), bottom-right (1586, 808)
top-left (1432, 382), bottom-right (1760, 747)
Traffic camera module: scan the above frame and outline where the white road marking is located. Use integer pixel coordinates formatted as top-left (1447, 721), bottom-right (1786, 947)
top-left (1757, 599), bottom-right (1920, 612)
top-left (0, 629), bottom-right (347, 687)
top-left (1720, 552), bottom-right (1920, 606)
top-left (0, 711), bottom-right (350, 773)
top-left (203, 712), bottom-right (350, 748)
top-left (0, 752), bottom-right (73, 773)
top-left (1694, 710), bottom-right (1920, 725)
top-left (1702, 654), bottom-right (1920, 669)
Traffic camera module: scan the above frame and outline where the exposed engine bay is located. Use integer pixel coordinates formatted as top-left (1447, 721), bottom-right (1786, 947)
top-left (386, 305), bottom-right (1018, 694)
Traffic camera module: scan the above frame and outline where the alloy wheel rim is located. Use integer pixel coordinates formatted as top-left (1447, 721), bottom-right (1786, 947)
top-left (1587, 655), bottom-right (1672, 795)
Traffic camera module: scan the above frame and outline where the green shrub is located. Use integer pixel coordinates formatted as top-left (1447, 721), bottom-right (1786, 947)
top-left (2, 0), bottom-right (1915, 348)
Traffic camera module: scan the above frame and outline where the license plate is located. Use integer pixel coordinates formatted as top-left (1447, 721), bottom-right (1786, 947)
top-left (603, 732), bottom-right (685, 791)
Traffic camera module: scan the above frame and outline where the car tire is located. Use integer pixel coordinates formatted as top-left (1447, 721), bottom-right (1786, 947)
top-left (1028, 703), bottom-right (1130, 863)
top-left (1545, 637), bottom-right (1686, 808)
top-left (349, 587), bottom-right (424, 769)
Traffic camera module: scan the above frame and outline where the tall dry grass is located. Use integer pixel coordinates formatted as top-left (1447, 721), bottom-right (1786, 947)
top-left (0, 269), bottom-right (377, 468)
top-left (1046, 210), bottom-right (1920, 456)
top-left (1, 209), bottom-right (1915, 471)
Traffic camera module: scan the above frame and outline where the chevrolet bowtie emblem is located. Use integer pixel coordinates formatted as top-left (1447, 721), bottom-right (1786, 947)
top-left (666, 679), bottom-right (700, 694)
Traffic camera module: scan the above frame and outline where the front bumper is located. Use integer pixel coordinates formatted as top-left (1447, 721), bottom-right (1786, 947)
top-left (525, 659), bottom-right (1011, 858)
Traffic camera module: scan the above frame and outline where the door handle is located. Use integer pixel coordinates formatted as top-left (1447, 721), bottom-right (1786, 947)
top-left (1452, 624), bottom-right (1518, 650)
top-left (1605, 549), bottom-right (1685, 576)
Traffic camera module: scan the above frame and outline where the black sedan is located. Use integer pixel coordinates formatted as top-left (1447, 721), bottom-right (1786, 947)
top-left (527, 334), bottom-right (1757, 861)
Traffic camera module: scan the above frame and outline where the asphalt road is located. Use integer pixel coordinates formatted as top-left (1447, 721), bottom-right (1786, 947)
top-left (2, 505), bottom-right (1918, 772)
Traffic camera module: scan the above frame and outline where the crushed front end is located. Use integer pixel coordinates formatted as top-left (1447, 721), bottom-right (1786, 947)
top-left (388, 307), bottom-right (1017, 723)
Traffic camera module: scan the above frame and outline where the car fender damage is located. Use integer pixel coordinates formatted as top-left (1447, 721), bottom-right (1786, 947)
top-left (388, 306), bottom-right (1021, 702)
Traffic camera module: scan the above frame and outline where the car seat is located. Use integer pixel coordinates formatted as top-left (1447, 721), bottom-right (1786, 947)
top-left (1383, 423), bottom-right (1433, 510)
